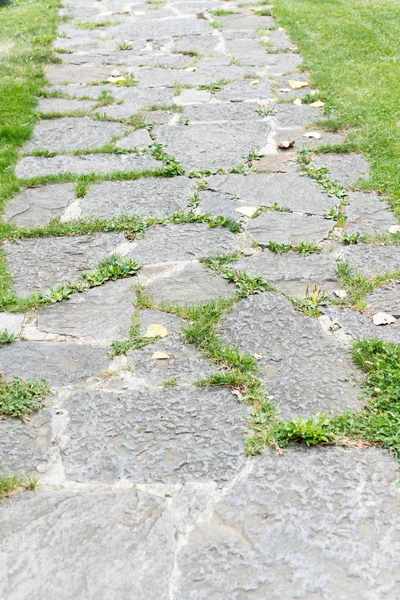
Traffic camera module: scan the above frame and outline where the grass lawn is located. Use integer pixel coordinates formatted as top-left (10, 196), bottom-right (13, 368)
top-left (273, 0), bottom-right (400, 216)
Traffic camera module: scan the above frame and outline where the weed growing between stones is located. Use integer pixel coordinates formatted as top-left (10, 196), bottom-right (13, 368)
top-left (110, 308), bottom-right (159, 356)
top-left (0, 329), bottom-right (19, 345)
top-left (267, 241), bottom-right (321, 255)
top-left (336, 260), bottom-right (400, 311)
top-left (163, 378), bottom-right (179, 387)
top-left (0, 473), bottom-right (37, 500)
top-left (76, 20), bottom-right (117, 30)
top-left (0, 375), bottom-right (51, 419)
top-left (198, 80), bottom-right (231, 93)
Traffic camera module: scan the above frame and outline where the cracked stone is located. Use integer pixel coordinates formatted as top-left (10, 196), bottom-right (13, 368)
top-left (245, 212), bottom-right (333, 245)
top-left (4, 183), bottom-right (76, 228)
top-left (314, 153), bottom-right (370, 187)
top-left (323, 306), bottom-right (400, 344)
top-left (4, 232), bottom-right (125, 295)
top-left (340, 244), bottom-right (400, 278)
top-left (61, 387), bottom-right (250, 483)
top-left (344, 191), bottom-right (398, 235)
top-left (115, 128), bottom-right (152, 150)
top-left (221, 292), bottom-right (361, 417)
top-left (366, 284), bottom-right (400, 318)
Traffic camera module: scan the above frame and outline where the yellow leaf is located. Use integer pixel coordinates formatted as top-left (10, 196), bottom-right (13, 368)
top-left (250, 80), bottom-right (260, 85)
top-left (152, 351), bottom-right (170, 360)
top-left (293, 98), bottom-right (302, 106)
top-left (107, 76), bottom-right (126, 84)
top-left (310, 100), bottom-right (325, 108)
top-left (145, 324), bottom-right (168, 338)
top-left (288, 80), bottom-right (308, 89)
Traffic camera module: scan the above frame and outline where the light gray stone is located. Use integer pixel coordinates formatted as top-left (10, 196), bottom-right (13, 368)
top-left (172, 34), bottom-right (221, 54)
top-left (37, 278), bottom-right (136, 344)
top-left (23, 117), bottom-right (128, 153)
top-left (135, 67), bottom-right (212, 88)
top-left (4, 183), bottom-right (76, 228)
top-left (314, 153), bottom-right (370, 187)
top-left (182, 102), bottom-right (262, 122)
top-left (267, 28), bottom-right (294, 51)
top-left (233, 250), bottom-right (338, 295)
top-left (46, 64), bottom-right (128, 85)
top-left (155, 122), bottom-right (270, 171)
top-left (274, 103), bottom-right (324, 127)
top-left (177, 447), bottom-right (400, 599)
top-left (216, 79), bottom-right (272, 101)
top-left (245, 212), bottom-right (334, 245)
top-left (16, 153), bottom-right (161, 178)
top-left (4, 232), bottom-right (124, 295)
top-left (127, 223), bottom-right (239, 263)
top-left (137, 309), bottom-right (186, 336)
top-left (344, 191), bottom-right (398, 234)
top-left (175, 88), bottom-right (211, 104)
top-left (340, 244), bottom-right (400, 278)
top-left (61, 387), bottom-right (249, 483)
top-left (323, 306), bottom-right (400, 344)
top-left (146, 109), bottom-right (174, 125)
top-left (0, 341), bottom-right (109, 386)
top-left (221, 292), bottom-right (361, 417)
top-left (142, 261), bottom-right (237, 306)
top-left (219, 14), bottom-right (275, 30)
top-left (276, 127), bottom-right (346, 151)
top-left (109, 17), bottom-right (210, 39)
top-left (206, 172), bottom-right (335, 215)
top-left (37, 97), bottom-right (97, 113)
top-left (81, 177), bottom-right (193, 219)
top-left (366, 284), bottom-right (400, 318)
top-left (0, 313), bottom-right (24, 336)
top-left (196, 191), bottom-right (241, 220)
top-left (115, 128), bottom-right (152, 150)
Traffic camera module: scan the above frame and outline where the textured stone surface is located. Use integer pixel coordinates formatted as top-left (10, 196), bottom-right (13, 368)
top-left (344, 191), bottom-right (398, 234)
top-left (61, 387), bottom-right (249, 483)
top-left (37, 97), bottom-right (97, 113)
top-left (323, 306), bottom-right (400, 344)
top-left (4, 183), bottom-right (76, 228)
top-left (196, 191), bottom-right (241, 220)
top-left (182, 101), bottom-right (262, 123)
top-left (276, 127), bottom-right (346, 151)
top-left (216, 79), bottom-right (272, 101)
top-left (115, 128), bottom-right (152, 150)
top-left (37, 278), bottom-right (136, 344)
top-left (81, 177), bottom-right (193, 219)
top-left (0, 313), bottom-right (24, 335)
top-left (340, 244), bottom-right (400, 277)
top-left (155, 122), bottom-right (271, 171)
top-left (16, 153), bottom-right (161, 178)
top-left (366, 284), bottom-right (400, 318)
top-left (221, 292), bottom-right (361, 417)
top-left (245, 212), bottom-right (334, 245)
top-left (314, 153), bottom-right (370, 187)
top-left (4, 232), bottom-right (124, 295)
top-left (126, 223), bottom-right (239, 263)
top-left (275, 103), bottom-right (324, 127)
top-left (0, 341), bottom-right (109, 386)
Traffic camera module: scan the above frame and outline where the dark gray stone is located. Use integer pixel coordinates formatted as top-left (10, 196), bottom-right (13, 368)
top-left (135, 67), bottom-right (212, 88)
top-left (177, 447), bottom-right (400, 599)
top-left (23, 117), bottom-right (128, 153)
top-left (137, 309), bottom-right (186, 336)
top-left (81, 177), bottom-right (193, 219)
top-left (37, 97), bottom-right (97, 113)
top-left (344, 191), bottom-right (398, 235)
top-left (4, 183), bottom-right (76, 228)
top-left (221, 292), bottom-right (361, 417)
top-left (37, 278), bottom-right (136, 344)
top-left (16, 153), bottom-right (161, 178)
top-left (182, 102), bottom-right (262, 123)
top-left (4, 232), bottom-right (124, 295)
top-left (366, 284), bottom-right (400, 318)
top-left (142, 261), bottom-right (237, 306)
top-left (233, 250), bottom-right (338, 295)
top-left (172, 34), bottom-right (221, 54)
top-left (216, 79), bottom-right (272, 101)
top-left (155, 122), bottom-right (271, 171)
top-left (323, 306), bottom-right (400, 344)
top-left (245, 212), bottom-right (334, 245)
top-left (115, 128), bottom-right (152, 150)
top-left (61, 387), bottom-right (249, 483)
top-left (46, 64), bottom-right (128, 85)
top-left (314, 153), bottom-right (370, 187)
top-left (340, 244), bottom-right (400, 278)
top-left (196, 191), bottom-right (241, 220)
top-left (274, 103), bottom-right (324, 127)
top-left (206, 173), bottom-right (335, 215)
top-left (0, 341), bottom-right (109, 386)
top-left (267, 28), bottom-right (294, 51)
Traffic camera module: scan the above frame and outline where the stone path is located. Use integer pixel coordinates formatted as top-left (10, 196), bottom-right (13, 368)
top-left (1, 0), bottom-right (400, 598)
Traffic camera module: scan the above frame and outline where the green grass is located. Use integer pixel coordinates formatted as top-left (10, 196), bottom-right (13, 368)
top-left (273, 0), bottom-right (400, 216)
top-left (0, 473), bottom-right (36, 500)
top-left (0, 375), bottom-right (51, 419)
top-left (76, 20), bottom-right (116, 30)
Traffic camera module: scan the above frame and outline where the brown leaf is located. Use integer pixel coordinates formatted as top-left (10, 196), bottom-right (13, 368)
top-left (310, 100), bottom-right (325, 108)
top-left (152, 352), bottom-right (169, 360)
top-left (288, 79), bottom-right (308, 89)
top-left (372, 312), bottom-right (397, 326)
top-left (278, 140), bottom-right (295, 149)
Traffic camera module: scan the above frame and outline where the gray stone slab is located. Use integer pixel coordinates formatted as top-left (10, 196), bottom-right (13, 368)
top-left (146, 109), bottom-right (174, 125)
top-left (182, 102), bottom-right (262, 123)
top-left (206, 173), bottom-right (335, 215)
top-left (275, 127), bottom-right (346, 151)
top-left (154, 122), bottom-right (270, 171)
top-left (81, 177), bottom-right (193, 219)
top-left (323, 306), bottom-right (400, 344)
top-left (61, 387), bottom-right (249, 483)
top-left (245, 212), bottom-right (334, 245)
top-left (221, 292), bottom-right (361, 417)
top-left (274, 74), bottom-right (313, 99)
top-left (4, 183), bottom-right (76, 228)
top-left (216, 79), bottom-right (272, 101)
top-left (196, 191), bottom-right (242, 220)
top-left (274, 103), bottom-right (324, 127)
top-left (137, 309), bottom-right (186, 336)
top-left (261, 53), bottom-right (303, 74)
top-left (16, 153), bottom-right (161, 178)
top-left (0, 341), bottom-right (109, 386)
top-left (37, 278), bottom-right (136, 344)
top-left (115, 128), bottom-right (152, 150)
top-left (23, 117), bottom-right (128, 153)
top-left (127, 223), bottom-right (239, 263)
top-left (0, 409), bottom-right (52, 474)
top-left (0, 489), bottom-right (175, 600)
top-left (46, 64), bottom-right (128, 85)
top-left (366, 284), bottom-right (400, 318)
top-left (177, 447), bottom-right (400, 599)
top-left (233, 250), bottom-right (338, 295)
top-left (267, 28), bottom-right (294, 51)
top-left (4, 232), bottom-right (124, 295)
top-left (142, 261), bottom-right (237, 306)
top-left (252, 153), bottom-right (298, 173)
top-left (37, 97), bottom-right (97, 114)
top-left (314, 153), bottom-right (370, 187)
top-left (344, 191), bottom-right (398, 235)
top-left (135, 67), bottom-right (212, 88)
top-left (220, 14), bottom-right (275, 30)
top-left (109, 17), bottom-right (210, 39)
top-left (172, 34), bottom-right (221, 54)
top-left (0, 313), bottom-right (24, 336)
top-left (340, 244), bottom-right (400, 278)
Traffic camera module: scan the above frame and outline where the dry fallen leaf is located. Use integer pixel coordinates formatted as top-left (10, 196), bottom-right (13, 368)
top-left (288, 79), bottom-right (308, 89)
top-left (388, 225), bottom-right (400, 234)
top-left (310, 100), bottom-right (325, 108)
top-left (235, 206), bottom-right (258, 218)
top-left (152, 351), bottom-right (170, 360)
top-left (278, 140), bottom-right (295, 149)
top-left (250, 80), bottom-right (260, 86)
top-left (303, 131), bottom-right (322, 139)
top-left (372, 312), bottom-right (397, 326)
top-left (293, 98), bottom-right (302, 106)
top-left (107, 76), bottom-right (126, 84)
top-left (231, 389), bottom-right (243, 399)
top-left (333, 289), bottom-right (347, 299)
top-left (145, 324), bottom-right (168, 338)
top-left (253, 353), bottom-right (263, 360)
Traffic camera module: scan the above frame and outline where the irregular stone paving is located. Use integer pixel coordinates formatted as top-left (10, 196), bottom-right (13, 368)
top-left (1, 0), bottom-right (400, 597)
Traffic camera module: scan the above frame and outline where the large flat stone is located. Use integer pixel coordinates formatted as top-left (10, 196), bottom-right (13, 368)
top-left (182, 102), bottom-right (262, 123)
top-left (366, 284), bottom-right (400, 318)
top-left (221, 292), bottom-right (361, 417)
top-left (177, 447), bottom-right (400, 599)
top-left (323, 306), bottom-right (400, 344)
top-left (4, 183), bottom-right (76, 228)
top-left (274, 103), bottom-right (324, 127)
top-left (219, 14), bottom-right (275, 30)
top-left (206, 173), bottom-right (335, 215)
top-left (215, 80), bottom-right (272, 101)
top-left (23, 117), bottom-right (128, 153)
top-left (340, 244), bottom-right (400, 278)
top-left (16, 153), bottom-right (161, 178)
top-left (81, 177), bottom-right (193, 219)
top-left (115, 128), bottom-right (152, 150)
top-left (46, 64), bottom-right (129, 85)
top-left (172, 34), bottom-right (221, 54)
top-left (37, 97), bottom-right (97, 114)
top-left (344, 191), bottom-right (398, 234)
top-left (61, 387), bottom-right (249, 483)
top-left (109, 17), bottom-right (210, 39)
top-left (135, 67), bottom-right (212, 88)
top-left (126, 223), bottom-right (240, 263)
top-left (154, 122), bottom-right (270, 171)
top-left (245, 212), bottom-right (334, 245)
top-left (314, 153), bottom-right (370, 187)
top-left (4, 232), bottom-right (124, 295)
top-left (233, 250), bottom-right (338, 295)
top-left (37, 278), bottom-right (136, 344)
top-left (196, 191), bottom-right (242, 220)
